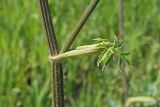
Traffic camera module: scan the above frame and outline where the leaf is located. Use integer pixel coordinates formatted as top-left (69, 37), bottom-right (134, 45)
top-left (115, 40), bottom-right (124, 48)
top-left (97, 48), bottom-right (109, 67)
top-left (122, 56), bottom-right (131, 65)
top-left (93, 38), bottom-right (109, 44)
top-left (95, 37), bottom-right (132, 71)
top-left (101, 52), bottom-right (113, 71)
top-left (97, 47), bottom-right (114, 70)
top-left (114, 35), bottom-right (118, 42)
top-left (121, 51), bottom-right (132, 55)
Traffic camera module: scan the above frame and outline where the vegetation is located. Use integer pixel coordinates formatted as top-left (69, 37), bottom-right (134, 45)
top-left (0, 0), bottom-right (160, 107)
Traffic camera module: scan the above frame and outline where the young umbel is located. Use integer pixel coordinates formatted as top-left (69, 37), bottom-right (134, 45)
top-left (50, 36), bottom-right (131, 71)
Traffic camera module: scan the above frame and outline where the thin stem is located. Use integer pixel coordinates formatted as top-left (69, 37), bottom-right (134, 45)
top-left (118, 0), bottom-right (129, 102)
top-left (60, 0), bottom-right (100, 53)
top-left (119, 0), bottom-right (124, 38)
top-left (39, 0), bottom-right (64, 107)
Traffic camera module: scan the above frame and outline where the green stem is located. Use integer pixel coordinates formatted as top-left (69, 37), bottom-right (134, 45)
top-left (60, 0), bottom-right (100, 53)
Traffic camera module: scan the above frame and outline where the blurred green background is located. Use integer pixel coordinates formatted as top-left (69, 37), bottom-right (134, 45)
top-left (0, 0), bottom-right (160, 107)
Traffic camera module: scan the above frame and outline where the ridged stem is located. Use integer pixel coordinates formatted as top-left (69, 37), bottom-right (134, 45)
top-left (39, 0), bottom-right (64, 107)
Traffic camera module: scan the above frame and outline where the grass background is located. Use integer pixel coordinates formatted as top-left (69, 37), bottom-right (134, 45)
top-left (0, 0), bottom-right (160, 107)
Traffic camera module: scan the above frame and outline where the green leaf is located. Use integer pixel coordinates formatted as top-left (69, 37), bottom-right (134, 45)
top-left (121, 51), bottom-right (132, 55)
top-left (122, 56), bottom-right (131, 65)
top-left (95, 36), bottom-right (132, 71)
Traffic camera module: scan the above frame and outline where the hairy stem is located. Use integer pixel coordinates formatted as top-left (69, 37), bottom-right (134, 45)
top-left (60, 0), bottom-right (100, 53)
top-left (39, 0), bottom-right (64, 107)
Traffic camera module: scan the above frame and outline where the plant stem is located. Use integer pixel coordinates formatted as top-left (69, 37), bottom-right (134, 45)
top-left (50, 44), bottom-right (102, 61)
top-left (119, 0), bottom-right (124, 38)
top-left (125, 96), bottom-right (157, 107)
top-left (60, 0), bottom-right (100, 53)
top-left (118, 0), bottom-right (129, 102)
top-left (39, 0), bottom-right (64, 107)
